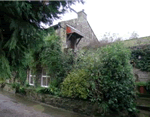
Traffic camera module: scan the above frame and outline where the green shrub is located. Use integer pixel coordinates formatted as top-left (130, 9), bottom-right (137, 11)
top-left (11, 82), bottom-right (20, 93)
top-left (61, 42), bottom-right (136, 115)
top-left (135, 82), bottom-right (147, 86)
top-left (36, 87), bottom-right (51, 94)
top-left (24, 81), bottom-right (30, 87)
top-left (11, 82), bottom-right (20, 89)
top-left (0, 78), bottom-right (5, 83)
top-left (97, 42), bottom-right (136, 113)
top-left (49, 85), bottom-right (61, 96)
top-left (146, 81), bottom-right (150, 93)
top-left (0, 80), bottom-right (4, 84)
top-left (19, 86), bottom-right (26, 95)
top-left (0, 78), bottom-right (6, 88)
top-left (131, 45), bottom-right (150, 72)
top-left (61, 69), bottom-right (90, 99)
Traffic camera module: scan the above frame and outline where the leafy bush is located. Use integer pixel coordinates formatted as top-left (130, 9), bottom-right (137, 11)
top-left (0, 56), bottom-right (11, 79)
top-left (96, 42), bottom-right (136, 113)
top-left (11, 82), bottom-right (20, 89)
top-left (146, 81), bottom-right (150, 93)
top-left (61, 42), bottom-right (136, 115)
top-left (0, 78), bottom-right (5, 84)
top-left (135, 82), bottom-right (147, 86)
top-left (61, 69), bottom-right (90, 99)
top-left (0, 78), bottom-right (6, 88)
top-left (19, 86), bottom-right (26, 95)
top-left (24, 81), bottom-right (30, 87)
top-left (36, 87), bottom-right (51, 94)
top-left (49, 85), bottom-right (61, 96)
top-left (131, 45), bottom-right (150, 72)
top-left (11, 82), bottom-right (21, 93)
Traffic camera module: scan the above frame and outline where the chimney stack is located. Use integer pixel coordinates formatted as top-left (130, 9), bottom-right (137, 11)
top-left (77, 9), bottom-right (87, 20)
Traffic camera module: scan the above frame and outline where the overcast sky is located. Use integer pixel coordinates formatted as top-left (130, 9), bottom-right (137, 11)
top-left (52, 0), bottom-right (150, 40)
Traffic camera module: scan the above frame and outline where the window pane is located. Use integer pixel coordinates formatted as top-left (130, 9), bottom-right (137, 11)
top-left (47, 77), bottom-right (50, 86)
top-left (30, 76), bottom-right (34, 84)
top-left (42, 77), bottom-right (46, 86)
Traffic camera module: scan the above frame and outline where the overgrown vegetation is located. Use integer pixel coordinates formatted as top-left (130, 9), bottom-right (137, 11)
top-left (36, 87), bottom-right (51, 94)
top-left (135, 82), bottom-right (147, 86)
top-left (0, 0), bottom-right (83, 83)
top-left (146, 81), bottom-right (150, 93)
top-left (131, 45), bottom-right (150, 72)
top-left (61, 69), bottom-right (90, 99)
top-left (2, 41), bottom-right (137, 116)
top-left (23, 28), bottom-right (75, 88)
top-left (0, 2), bottom-right (140, 116)
top-left (61, 42), bottom-right (136, 115)
top-left (39, 31), bottom-right (74, 87)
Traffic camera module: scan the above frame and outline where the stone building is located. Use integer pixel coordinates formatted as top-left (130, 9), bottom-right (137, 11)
top-left (27, 10), bottom-right (99, 87)
top-left (52, 10), bottom-right (99, 51)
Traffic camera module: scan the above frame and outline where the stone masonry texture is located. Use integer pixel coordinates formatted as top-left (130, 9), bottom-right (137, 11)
top-left (55, 10), bottom-right (99, 50)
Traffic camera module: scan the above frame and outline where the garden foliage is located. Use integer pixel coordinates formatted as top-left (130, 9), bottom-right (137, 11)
top-left (40, 32), bottom-right (74, 86)
top-left (131, 45), bottom-right (150, 72)
top-left (61, 69), bottom-right (90, 99)
top-left (36, 87), bottom-right (51, 94)
top-left (25, 29), bottom-right (75, 87)
top-left (0, 0), bottom-right (83, 82)
top-left (61, 42), bottom-right (136, 114)
top-left (146, 81), bottom-right (150, 93)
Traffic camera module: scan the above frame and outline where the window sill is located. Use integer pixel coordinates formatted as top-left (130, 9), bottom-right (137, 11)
top-left (41, 85), bottom-right (49, 88)
top-left (29, 83), bottom-right (34, 86)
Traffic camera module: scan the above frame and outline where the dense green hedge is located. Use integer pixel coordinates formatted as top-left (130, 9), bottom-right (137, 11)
top-left (98, 43), bottom-right (136, 113)
top-left (61, 69), bottom-right (90, 99)
top-left (61, 42), bottom-right (136, 115)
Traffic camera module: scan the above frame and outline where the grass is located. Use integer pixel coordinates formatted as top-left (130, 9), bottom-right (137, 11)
top-left (123, 36), bottom-right (150, 47)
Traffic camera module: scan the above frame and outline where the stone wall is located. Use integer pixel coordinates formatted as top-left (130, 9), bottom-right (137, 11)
top-left (131, 45), bottom-right (150, 82)
top-left (0, 85), bottom-right (129, 116)
top-left (0, 84), bottom-right (101, 116)
top-left (2, 83), bottom-right (16, 94)
top-left (24, 88), bottom-right (98, 116)
top-left (133, 68), bottom-right (150, 82)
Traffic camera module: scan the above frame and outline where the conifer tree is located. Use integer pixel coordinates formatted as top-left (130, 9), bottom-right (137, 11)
top-left (0, 1), bottom-right (83, 79)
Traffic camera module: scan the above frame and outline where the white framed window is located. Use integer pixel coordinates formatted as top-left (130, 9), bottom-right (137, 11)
top-left (41, 69), bottom-right (50, 88)
top-left (29, 70), bottom-right (35, 86)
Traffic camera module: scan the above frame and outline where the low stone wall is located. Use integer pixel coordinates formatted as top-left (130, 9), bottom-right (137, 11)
top-left (0, 84), bottom-right (129, 116)
top-left (0, 84), bottom-right (100, 116)
top-left (24, 88), bottom-right (100, 115)
top-left (1, 83), bottom-right (16, 94)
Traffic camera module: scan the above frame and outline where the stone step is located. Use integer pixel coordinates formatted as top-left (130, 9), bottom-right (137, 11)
top-left (137, 96), bottom-right (150, 114)
top-left (137, 105), bottom-right (150, 112)
top-left (137, 97), bottom-right (150, 107)
top-left (138, 109), bottom-right (150, 117)
top-left (138, 94), bottom-right (150, 98)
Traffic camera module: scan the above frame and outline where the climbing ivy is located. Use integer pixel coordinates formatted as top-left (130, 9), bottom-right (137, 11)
top-left (131, 45), bottom-right (150, 72)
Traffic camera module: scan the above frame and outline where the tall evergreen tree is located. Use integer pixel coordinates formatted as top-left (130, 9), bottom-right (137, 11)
top-left (0, 1), bottom-right (83, 79)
